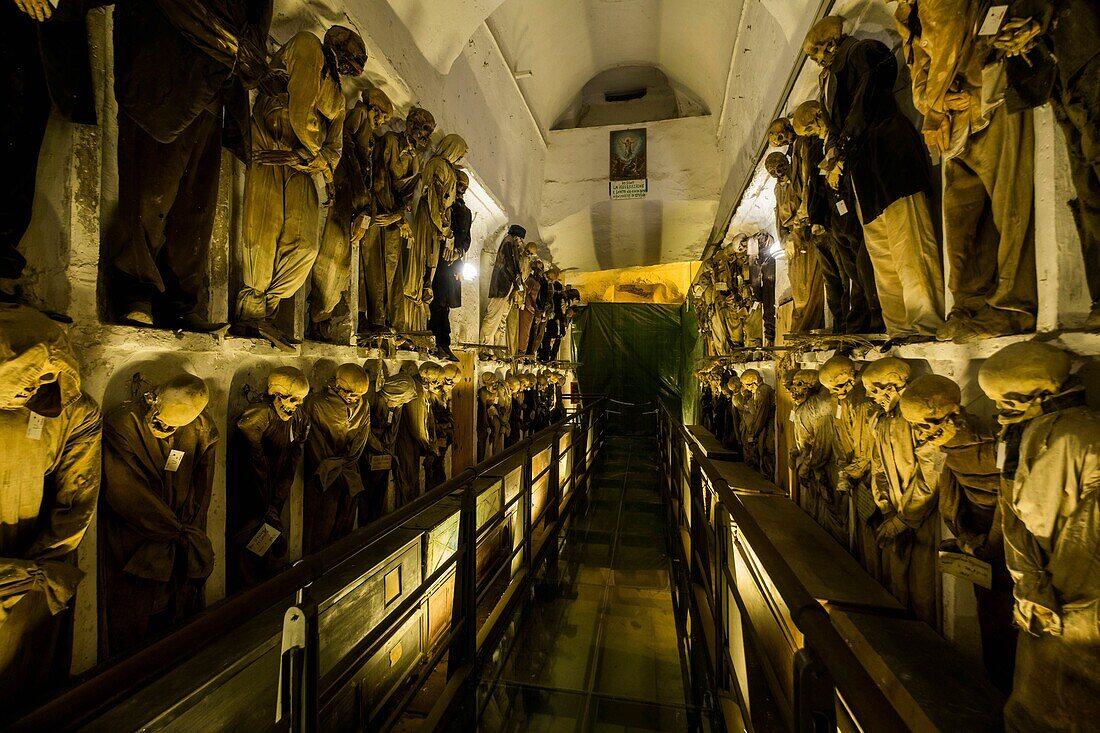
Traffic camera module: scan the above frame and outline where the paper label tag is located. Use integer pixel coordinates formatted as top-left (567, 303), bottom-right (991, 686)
top-left (835, 199), bottom-right (848, 216)
top-left (26, 413), bottom-right (45, 440)
top-left (371, 454), bottom-right (393, 471)
top-left (789, 411), bottom-right (797, 423)
top-left (996, 441), bottom-right (1007, 470)
top-left (164, 449), bottom-right (186, 472)
top-left (978, 5), bottom-right (1008, 35)
top-left (938, 550), bottom-right (993, 589)
top-left (246, 522), bottom-right (281, 556)
top-left (835, 403), bottom-right (843, 419)
top-left (716, 281), bottom-right (730, 292)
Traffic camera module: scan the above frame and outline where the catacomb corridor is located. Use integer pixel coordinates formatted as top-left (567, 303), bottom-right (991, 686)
top-left (2, 0), bottom-right (1099, 731)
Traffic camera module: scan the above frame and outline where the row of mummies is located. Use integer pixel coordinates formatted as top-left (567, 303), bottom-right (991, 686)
top-left (0, 303), bottom-right (474, 713)
top-left (688, 233), bottom-right (778, 354)
top-left (694, 365), bottom-right (776, 480)
top-left (760, 7), bottom-right (1100, 341)
top-left (478, 224), bottom-right (583, 360)
top-left (757, 343), bottom-right (1098, 732)
top-left (476, 368), bottom-right (570, 462)
top-left (2, 0), bottom-right (525, 355)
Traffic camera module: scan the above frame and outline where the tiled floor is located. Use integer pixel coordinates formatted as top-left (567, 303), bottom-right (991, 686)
top-left (480, 438), bottom-right (709, 732)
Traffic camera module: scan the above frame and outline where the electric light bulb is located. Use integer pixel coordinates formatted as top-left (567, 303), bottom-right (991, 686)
top-left (461, 262), bottom-right (478, 281)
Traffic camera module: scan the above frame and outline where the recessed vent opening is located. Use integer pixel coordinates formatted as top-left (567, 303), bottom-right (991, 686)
top-left (604, 88), bottom-right (648, 103)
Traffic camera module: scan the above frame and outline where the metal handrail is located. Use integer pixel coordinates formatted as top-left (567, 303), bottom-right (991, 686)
top-left (658, 404), bottom-right (909, 733)
top-left (12, 398), bottom-right (606, 733)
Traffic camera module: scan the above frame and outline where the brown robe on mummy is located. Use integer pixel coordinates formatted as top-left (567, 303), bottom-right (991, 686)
top-left (0, 305), bottom-right (100, 715)
top-left (228, 403), bottom-right (309, 592)
top-left (100, 403), bottom-right (218, 657)
top-left (303, 387), bottom-right (371, 553)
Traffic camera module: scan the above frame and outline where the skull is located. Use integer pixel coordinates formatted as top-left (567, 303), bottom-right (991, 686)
top-left (819, 356), bottom-right (856, 400)
top-left (0, 305), bottom-right (82, 416)
top-left (787, 369), bottom-right (820, 405)
top-left (456, 169), bottom-right (469, 195)
top-left (765, 152), bottom-right (791, 182)
top-left (441, 363), bottom-right (460, 397)
top-left (380, 373), bottom-right (418, 409)
top-left (767, 118), bottom-right (795, 148)
top-left (480, 371), bottom-right (498, 389)
top-left (525, 242), bottom-right (540, 259)
top-left (267, 366), bottom-right (310, 421)
top-left (899, 374), bottom-right (962, 447)
top-left (741, 369), bottom-right (763, 395)
top-left (978, 342), bottom-right (1072, 426)
top-left (723, 373), bottom-right (742, 397)
top-left (323, 25), bottom-right (367, 77)
top-left (405, 107), bottom-right (437, 152)
top-left (547, 266), bottom-right (562, 282)
top-left (419, 362), bottom-right (446, 399)
top-left (363, 86), bottom-right (394, 129)
top-left (436, 133), bottom-right (468, 166)
top-left (791, 100), bottom-right (827, 139)
top-left (803, 16), bottom-right (846, 69)
top-left (860, 358), bottom-right (912, 413)
top-left (145, 374), bottom-right (209, 439)
top-left (333, 363), bottom-right (371, 405)
top-left (506, 375), bottom-right (524, 395)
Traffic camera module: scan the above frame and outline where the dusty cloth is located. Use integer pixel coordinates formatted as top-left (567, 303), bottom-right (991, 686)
top-left (228, 402), bottom-right (308, 592)
top-left (740, 386), bottom-right (775, 478)
top-left (237, 32), bottom-right (345, 322)
top-left (0, 305), bottom-right (100, 709)
top-left (870, 409), bottom-right (940, 628)
top-left (428, 196), bottom-right (472, 348)
top-left (775, 170), bottom-right (825, 333)
top-left (394, 392), bottom-right (430, 509)
top-left (362, 130), bottom-right (421, 329)
top-left (112, 0), bottom-right (268, 317)
top-left (1, 0), bottom-right (97, 280)
top-left (857, 192), bottom-right (945, 337)
top-left (1001, 405), bottom-right (1100, 731)
top-left (425, 399), bottom-right (454, 490)
top-left (480, 296), bottom-right (513, 348)
top-left (487, 234), bottom-right (525, 298)
top-left (303, 387), bottom-right (371, 553)
top-left (477, 387), bottom-right (494, 461)
top-left (943, 104), bottom-right (1037, 327)
top-left (517, 274), bottom-right (543, 354)
top-left (792, 391), bottom-right (834, 530)
top-left (310, 102), bottom-right (380, 327)
top-left (829, 389), bottom-right (880, 578)
top-left (101, 401), bottom-right (218, 657)
top-left (820, 36), bottom-right (934, 224)
top-left (935, 417), bottom-right (1016, 694)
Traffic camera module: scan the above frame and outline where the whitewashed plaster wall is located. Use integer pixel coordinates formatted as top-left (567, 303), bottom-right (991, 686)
top-left (541, 116), bottom-right (721, 272)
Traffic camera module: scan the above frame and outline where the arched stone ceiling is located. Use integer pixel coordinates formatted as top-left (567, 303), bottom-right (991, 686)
top-left (487, 0), bottom-right (742, 132)
top-left (384, 0), bottom-right (509, 73)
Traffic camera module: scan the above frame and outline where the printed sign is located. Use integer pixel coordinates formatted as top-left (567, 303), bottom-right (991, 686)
top-left (164, 449), bottom-right (186, 472)
top-left (938, 550), bottom-right (993, 589)
top-left (246, 523), bottom-right (281, 556)
top-left (977, 5), bottom-right (1008, 35)
top-left (855, 482), bottom-right (877, 522)
top-left (26, 413), bottom-right (45, 440)
top-left (371, 454), bottom-right (393, 471)
top-left (610, 128), bottom-right (647, 199)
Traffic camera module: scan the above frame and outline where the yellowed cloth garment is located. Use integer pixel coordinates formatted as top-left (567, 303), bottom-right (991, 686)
top-left (857, 192), bottom-right (944, 337)
top-left (480, 296), bottom-right (513, 347)
top-left (311, 102), bottom-right (378, 324)
top-left (830, 389), bottom-right (881, 578)
top-left (238, 32), bottom-right (346, 322)
top-left (792, 390), bottom-right (834, 527)
top-left (869, 408), bottom-right (941, 627)
top-left (942, 105), bottom-right (1037, 322)
top-left (1002, 406), bottom-right (1100, 733)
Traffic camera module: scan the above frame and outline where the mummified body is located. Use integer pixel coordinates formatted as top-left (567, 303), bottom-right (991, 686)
top-left (101, 374), bottom-right (217, 657)
top-left (0, 305), bottom-right (100, 712)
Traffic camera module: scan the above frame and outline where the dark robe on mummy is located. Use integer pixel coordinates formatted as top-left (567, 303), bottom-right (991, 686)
top-left (425, 398), bottom-right (455, 490)
top-left (100, 403), bottom-right (218, 657)
top-left (303, 388), bottom-right (371, 554)
top-left (228, 402), bottom-right (309, 592)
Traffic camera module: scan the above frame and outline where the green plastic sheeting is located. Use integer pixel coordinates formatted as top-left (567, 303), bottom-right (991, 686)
top-left (572, 303), bottom-right (700, 435)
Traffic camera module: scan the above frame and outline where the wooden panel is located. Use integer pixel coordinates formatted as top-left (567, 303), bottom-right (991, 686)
top-left (736, 495), bottom-right (901, 609)
top-left (710, 459), bottom-right (785, 495)
top-left (686, 424), bottom-right (739, 460)
top-left (829, 609), bottom-right (1004, 733)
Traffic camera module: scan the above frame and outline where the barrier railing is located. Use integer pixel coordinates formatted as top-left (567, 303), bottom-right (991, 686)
top-left (11, 399), bottom-right (606, 733)
top-left (657, 404), bottom-right (909, 733)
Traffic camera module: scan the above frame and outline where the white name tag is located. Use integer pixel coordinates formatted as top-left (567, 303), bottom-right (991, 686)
top-left (938, 550), bottom-right (993, 589)
top-left (246, 523), bottom-right (281, 556)
top-left (26, 413), bottom-right (45, 440)
top-left (371, 454), bottom-right (393, 471)
top-left (996, 441), bottom-right (1007, 470)
top-left (835, 199), bottom-right (848, 216)
top-left (165, 449), bottom-right (186, 472)
top-left (978, 5), bottom-right (1008, 35)
top-left (789, 411), bottom-right (797, 423)
top-left (835, 403), bottom-right (843, 419)
top-left (855, 483), bottom-right (877, 522)
top-left (716, 282), bottom-right (730, 292)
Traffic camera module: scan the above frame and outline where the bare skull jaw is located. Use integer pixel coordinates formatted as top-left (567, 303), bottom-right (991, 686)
top-left (911, 412), bottom-right (960, 447)
top-left (272, 393), bottom-right (303, 421)
top-left (868, 385), bottom-right (901, 413)
top-left (826, 377), bottom-right (855, 401)
top-left (993, 395), bottom-right (1045, 426)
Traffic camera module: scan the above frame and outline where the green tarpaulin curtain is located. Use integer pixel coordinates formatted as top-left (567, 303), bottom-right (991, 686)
top-left (572, 303), bottom-right (700, 435)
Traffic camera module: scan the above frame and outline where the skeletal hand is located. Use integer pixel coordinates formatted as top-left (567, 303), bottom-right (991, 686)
top-left (14, 0), bottom-right (53, 21)
top-left (875, 515), bottom-right (909, 546)
top-left (993, 18), bottom-right (1043, 56)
